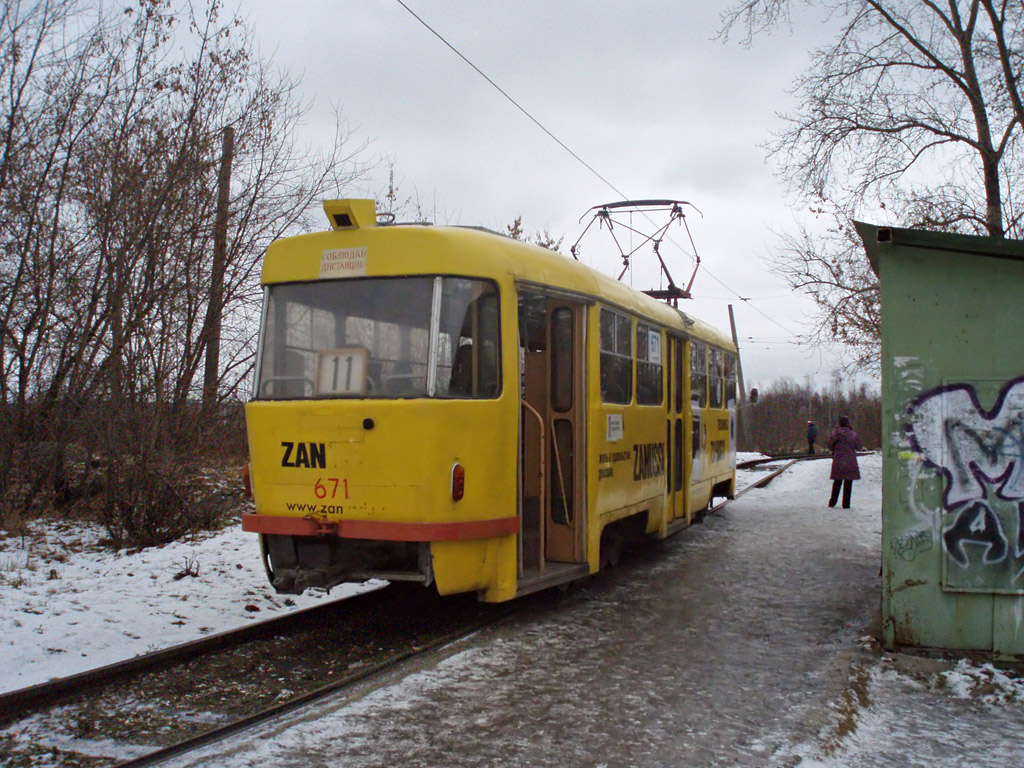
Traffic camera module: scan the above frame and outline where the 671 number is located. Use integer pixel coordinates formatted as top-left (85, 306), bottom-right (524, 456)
top-left (314, 477), bottom-right (349, 499)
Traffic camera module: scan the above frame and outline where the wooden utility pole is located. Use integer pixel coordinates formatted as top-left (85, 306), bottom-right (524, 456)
top-left (202, 126), bottom-right (234, 419)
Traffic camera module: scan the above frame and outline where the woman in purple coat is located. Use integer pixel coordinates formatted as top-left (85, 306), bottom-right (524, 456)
top-left (827, 416), bottom-right (862, 508)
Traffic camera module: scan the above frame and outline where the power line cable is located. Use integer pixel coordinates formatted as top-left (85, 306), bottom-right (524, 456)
top-left (696, 262), bottom-right (802, 337)
top-left (394, 0), bottom-right (626, 200)
top-left (394, 0), bottom-right (802, 340)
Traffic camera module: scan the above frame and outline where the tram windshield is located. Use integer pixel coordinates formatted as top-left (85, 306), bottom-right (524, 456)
top-left (255, 276), bottom-right (501, 400)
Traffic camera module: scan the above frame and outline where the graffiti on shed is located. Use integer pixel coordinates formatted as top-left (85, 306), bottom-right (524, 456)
top-left (905, 376), bottom-right (1024, 592)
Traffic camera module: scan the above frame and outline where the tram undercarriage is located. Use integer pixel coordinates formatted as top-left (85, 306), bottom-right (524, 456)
top-left (262, 534), bottom-right (434, 594)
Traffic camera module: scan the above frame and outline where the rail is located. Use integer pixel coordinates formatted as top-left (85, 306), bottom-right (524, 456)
top-left (0, 594), bottom-right (374, 715)
top-left (0, 583), bottom-right (528, 767)
top-left (116, 600), bottom-right (525, 768)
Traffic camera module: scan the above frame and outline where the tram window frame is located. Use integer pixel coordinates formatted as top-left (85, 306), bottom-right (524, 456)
top-left (708, 348), bottom-right (724, 409)
top-left (724, 353), bottom-right (738, 408)
top-left (673, 336), bottom-right (684, 413)
top-left (255, 276), bottom-right (501, 401)
top-left (441, 279), bottom-right (502, 399)
top-left (636, 322), bottom-right (663, 406)
top-left (550, 307), bottom-right (574, 413)
top-left (690, 342), bottom-right (708, 408)
top-left (599, 308), bottom-right (633, 405)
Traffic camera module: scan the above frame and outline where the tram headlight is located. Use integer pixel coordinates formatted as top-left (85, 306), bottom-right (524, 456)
top-left (451, 463), bottom-right (465, 501)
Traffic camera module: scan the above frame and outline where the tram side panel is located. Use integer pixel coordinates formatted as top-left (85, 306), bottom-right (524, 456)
top-left (587, 308), bottom-right (672, 568)
top-left (686, 341), bottom-right (738, 513)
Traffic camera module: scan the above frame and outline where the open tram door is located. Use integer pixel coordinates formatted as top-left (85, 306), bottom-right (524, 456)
top-left (518, 290), bottom-right (587, 583)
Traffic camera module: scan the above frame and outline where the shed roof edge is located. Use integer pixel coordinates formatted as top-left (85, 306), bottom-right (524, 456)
top-left (856, 220), bottom-right (1024, 276)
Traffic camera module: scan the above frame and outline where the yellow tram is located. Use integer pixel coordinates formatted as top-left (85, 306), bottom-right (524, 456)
top-left (242, 199), bottom-right (737, 602)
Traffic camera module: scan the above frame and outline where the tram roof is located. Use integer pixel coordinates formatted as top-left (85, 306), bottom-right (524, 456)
top-left (262, 210), bottom-right (734, 351)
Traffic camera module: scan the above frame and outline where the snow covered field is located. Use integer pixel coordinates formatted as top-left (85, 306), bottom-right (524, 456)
top-left (4, 452), bottom-right (1024, 766)
top-left (0, 520), bottom-right (377, 693)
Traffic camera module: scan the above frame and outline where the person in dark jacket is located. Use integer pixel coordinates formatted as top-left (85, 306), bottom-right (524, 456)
top-left (827, 415), bottom-right (862, 508)
top-left (806, 421), bottom-right (818, 454)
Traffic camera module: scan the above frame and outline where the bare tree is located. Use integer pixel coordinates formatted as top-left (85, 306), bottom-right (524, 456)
top-left (772, 211), bottom-right (882, 369)
top-left (722, 0), bottom-right (1024, 369)
top-left (744, 376), bottom-right (881, 453)
top-left (0, 0), bottom-right (113, 497)
top-left (506, 215), bottom-right (564, 251)
top-left (0, 0), bottom-right (369, 535)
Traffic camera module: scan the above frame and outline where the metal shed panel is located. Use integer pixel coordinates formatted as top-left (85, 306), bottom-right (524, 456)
top-left (858, 221), bottom-right (1024, 657)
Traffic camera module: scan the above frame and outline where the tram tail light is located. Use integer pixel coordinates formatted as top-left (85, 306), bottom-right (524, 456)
top-left (241, 463), bottom-right (252, 498)
top-left (451, 463), bottom-right (465, 501)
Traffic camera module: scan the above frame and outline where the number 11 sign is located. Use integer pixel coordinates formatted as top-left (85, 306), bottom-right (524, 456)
top-left (315, 347), bottom-right (369, 396)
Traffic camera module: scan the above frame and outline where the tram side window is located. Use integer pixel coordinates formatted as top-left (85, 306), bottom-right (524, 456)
top-left (709, 348), bottom-right (724, 409)
top-left (600, 309), bottom-right (632, 404)
top-left (636, 323), bottom-right (663, 406)
top-left (673, 337), bottom-right (684, 413)
top-left (724, 353), bottom-right (737, 408)
top-left (690, 342), bottom-right (708, 408)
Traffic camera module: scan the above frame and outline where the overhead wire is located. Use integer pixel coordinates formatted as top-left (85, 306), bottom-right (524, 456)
top-left (394, 0), bottom-right (626, 201)
top-left (691, 262), bottom-right (801, 337)
top-left (393, 0), bottom-right (803, 340)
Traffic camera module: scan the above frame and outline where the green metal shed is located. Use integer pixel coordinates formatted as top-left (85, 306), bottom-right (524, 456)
top-left (858, 221), bottom-right (1024, 657)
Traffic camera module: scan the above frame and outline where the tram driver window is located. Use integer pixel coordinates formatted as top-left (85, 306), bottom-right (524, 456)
top-left (600, 309), bottom-right (632, 404)
top-left (256, 276), bottom-right (499, 400)
top-left (636, 323), bottom-right (663, 406)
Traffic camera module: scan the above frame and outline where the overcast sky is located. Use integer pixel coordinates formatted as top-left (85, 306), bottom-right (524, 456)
top-left (244, 1), bottom-right (872, 392)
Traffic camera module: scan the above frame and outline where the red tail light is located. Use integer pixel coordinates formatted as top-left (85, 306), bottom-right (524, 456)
top-left (241, 463), bottom-right (252, 498)
top-left (451, 463), bottom-right (465, 501)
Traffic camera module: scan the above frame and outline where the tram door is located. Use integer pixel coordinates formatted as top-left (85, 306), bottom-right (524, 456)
top-left (519, 292), bottom-right (585, 572)
top-left (666, 335), bottom-right (687, 521)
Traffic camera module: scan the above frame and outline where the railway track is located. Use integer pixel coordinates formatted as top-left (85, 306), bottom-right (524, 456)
top-left (736, 452), bottom-right (831, 470)
top-left (1, 456), bottom-right (820, 766)
top-left (0, 582), bottom-right (530, 767)
top-left (119, 596), bottom-right (528, 768)
top-left (0, 586), bottom-right (381, 715)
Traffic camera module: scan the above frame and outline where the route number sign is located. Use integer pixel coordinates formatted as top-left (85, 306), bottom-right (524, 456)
top-left (315, 347), bottom-right (368, 396)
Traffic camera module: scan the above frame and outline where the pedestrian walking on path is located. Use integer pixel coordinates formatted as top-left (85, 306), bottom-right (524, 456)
top-left (827, 416), bottom-right (862, 508)
top-left (806, 420), bottom-right (818, 454)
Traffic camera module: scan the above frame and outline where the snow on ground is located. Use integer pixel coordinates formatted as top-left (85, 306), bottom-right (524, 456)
top-left (163, 452), bottom-right (1024, 768)
top-left (792, 655), bottom-right (1024, 767)
top-left (4, 450), bottom-right (1024, 765)
top-left (0, 522), bottom-right (378, 692)
top-left (0, 453), bottom-right (769, 692)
